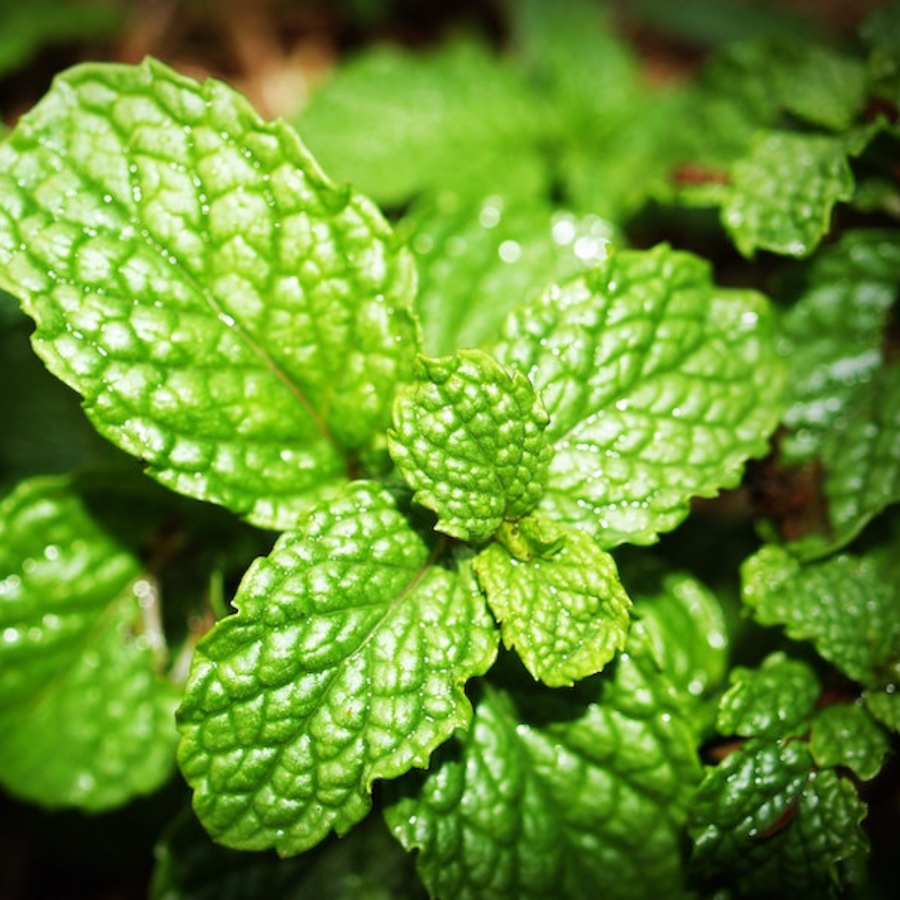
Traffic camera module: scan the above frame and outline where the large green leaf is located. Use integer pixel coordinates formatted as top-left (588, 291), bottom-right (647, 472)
top-left (473, 522), bottom-right (631, 686)
top-left (493, 245), bottom-right (783, 547)
top-left (0, 59), bottom-right (418, 530)
top-left (777, 230), bottom-right (900, 463)
top-left (403, 192), bottom-right (614, 355)
top-left (0, 476), bottom-right (180, 810)
top-left (388, 350), bottom-right (551, 543)
top-left (386, 636), bottom-right (701, 900)
top-left (177, 481), bottom-right (499, 856)
top-left (295, 40), bottom-right (548, 207)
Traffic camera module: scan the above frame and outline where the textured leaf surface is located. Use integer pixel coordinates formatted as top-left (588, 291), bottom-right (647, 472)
top-left (473, 523), bottom-right (630, 686)
top-left (743, 545), bottom-right (900, 687)
top-left (386, 638), bottom-right (701, 900)
top-left (810, 703), bottom-right (891, 781)
top-left (777, 230), bottom-right (900, 462)
top-left (821, 365), bottom-right (900, 546)
top-left (389, 350), bottom-right (551, 543)
top-left (493, 245), bottom-right (783, 547)
top-left (631, 573), bottom-right (728, 714)
top-left (150, 806), bottom-right (427, 900)
top-left (691, 742), bottom-right (867, 898)
top-left (864, 689), bottom-right (900, 734)
top-left (296, 40), bottom-right (547, 206)
top-left (716, 653), bottom-right (820, 739)
top-left (0, 59), bottom-right (418, 529)
top-left (722, 131), bottom-right (854, 258)
top-left (0, 476), bottom-right (179, 810)
top-left (405, 192), bottom-right (614, 355)
top-left (177, 482), bottom-right (498, 856)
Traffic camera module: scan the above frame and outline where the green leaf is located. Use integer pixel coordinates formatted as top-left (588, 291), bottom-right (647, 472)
top-left (716, 653), bottom-right (820, 739)
top-left (810, 703), bottom-right (892, 781)
top-left (820, 365), bottom-right (900, 546)
top-left (150, 805), bottom-right (427, 900)
top-left (296, 40), bottom-right (548, 207)
top-left (631, 572), bottom-right (729, 714)
top-left (691, 741), bottom-right (868, 898)
top-left (0, 59), bottom-right (418, 530)
top-left (0, 476), bottom-right (179, 810)
top-left (864, 688), bottom-right (900, 734)
top-left (386, 641), bottom-right (701, 900)
top-left (404, 192), bottom-right (615, 355)
top-left (388, 350), bottom-right (552, 543)
top-left (742, 545), bottom-right (900, 687)
top-left (176, 481), bottom-right (499, 856)
top-left (473, 522), bottom-right (631, 686)
top-left (777, 230), bottom-right (900, 463)
top-left (493, 244), bottom-right (783, 547)
top-left (722, 131), bottom-right (855, 258)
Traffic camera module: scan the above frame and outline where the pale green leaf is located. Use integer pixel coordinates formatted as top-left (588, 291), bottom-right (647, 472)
top-left (821, 365), bottom-right (900, 546)
top-left (0, 476), bottom-right (179, 810)
top-left (722, 131), bottom-right (854, 258)
top-left (296, 40), bottom-right (548, 207)
top-left (0, 59), bottom-right (418, 530)
top-left (742, 545), bottom-right (900, 687)
top-left (777, 230), bottom-right (900, 462)
top-left (176, 481), bottom-right (499, 856)
top-left (716, 653), bottom-right (820, 739)
top-left (810, 703), bottom-right (892, 781)
top-left (388, 350), bottom-right (551, 543)
top-left (386, 639), bottom-right (701, 900)
top-left (493, 245), bottom-right (783, 547)
top-left (404, 192), bottom-right (614, 355)
top-left (473, 522), bottom-right (631, 686)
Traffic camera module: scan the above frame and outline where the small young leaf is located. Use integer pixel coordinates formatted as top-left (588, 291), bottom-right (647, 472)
top-left (722, 131), bottom-right (854, 258)
top-left (742, 545), bottom-right (900, 687)
top-left (388, 350), bottom-right (552, 543)
top-left (821, 365), bottom-right (900, 547)
top-left (864, 689), bottom-right (900, 734)
top-left (716, 653), bottom-right (820, 739)
top-left (177, 481), bottom-right (498, 856)
top-left (810, 703), bottom-right (892, 781)
top-left (777, 230), bottom-right (900, 462)
top-left (0, 476), bottom-right (179, 810)
top-left (386, 642), bottom-right (701, 900)
top-left (473, 523), bottom-right (631, 686)
top-left (493, 244), bottom-right (783, 547)
top-left (0, 59), bottom-right (418, 529)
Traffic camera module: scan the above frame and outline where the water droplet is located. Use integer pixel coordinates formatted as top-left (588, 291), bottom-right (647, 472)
top-left (498, 240), bottom-right (521, 263)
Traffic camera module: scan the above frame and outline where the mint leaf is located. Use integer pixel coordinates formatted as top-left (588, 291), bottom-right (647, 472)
top-left (821, 365), bottom-right (900, 546)
top-left (386, 641), bottom-right (700, 900)
top-left (631, 573), bottom-right (729, 716)
top-left (151, 806), bottom-right (426, 900)
top-left (716, 653), bottom-right (820, 739)
top-left (742, 545), bottom-right (900, 687)
top-left (722, 131), bottom-right (854, 258)
top-left (388, 350), bottom-right (551, 543)
top-left (405, 192), bottom-right (614, 355)
top-left (296, 40), bottom-right (548, 206)
top-left (0, 59), bottom-right (418, 529)
top-left (864, 689), bottom-right (900, 734)
top-left (493, 245), bottom-right (783, 547)
top-left (177, 481), bottom-right (499, 855)
top-left (810, 703), bottom-right (892, 781)
top-left (0, 476), bottom-right (179, 810)
top-left (777, 230), bottom-right (900, 462)
top-left (473, 523), bottom-right (631, 686)
top-left (691, 740), bottom-right (868, 898)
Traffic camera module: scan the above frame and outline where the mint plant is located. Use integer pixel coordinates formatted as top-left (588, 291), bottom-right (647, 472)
top-left (1, 1), bottom-right (899, 897)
